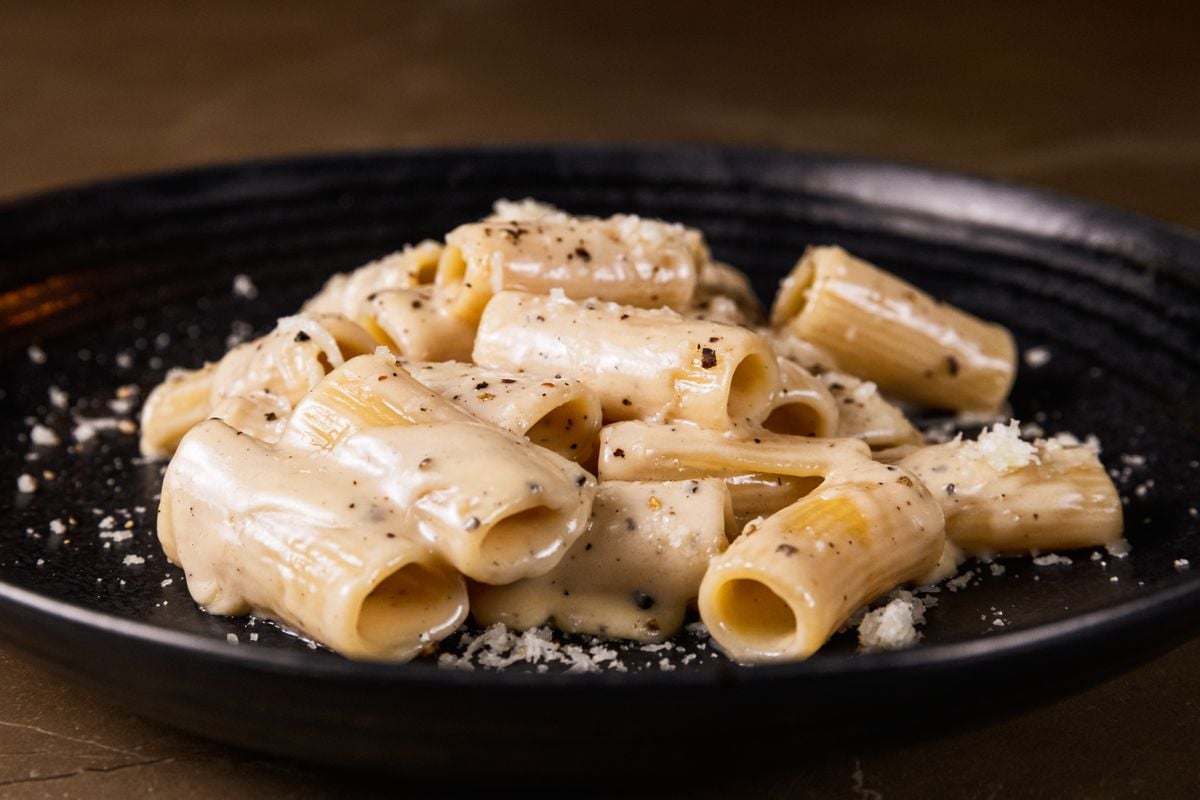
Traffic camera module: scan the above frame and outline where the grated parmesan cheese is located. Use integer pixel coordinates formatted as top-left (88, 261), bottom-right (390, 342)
top-left (1023, 347), bottom-right (1052, 368)
top-left (961, 420), bottom-right (1038, 472)
top-left (232, 274), bottom-right (258, 299)
top-left (16, 474), bottom-right (37, 493)
top-left (30, 424), bottom-right (59, 446)
top-left (1032, 553), bottom-right (1073, 566)
top-left (858, 593), bottom-right (923, 651)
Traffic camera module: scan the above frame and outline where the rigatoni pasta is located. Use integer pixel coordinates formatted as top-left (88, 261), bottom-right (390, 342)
top-left (439, 208), bottom-right (701, 322)
top-left (473, 291), bottom-right (779, 429)
top-left (142, 197), bottom-right (1125, 667)
top-left (771, 246), bottom-right (1017, 412)
top-left (470, 479), bottom-right (732, 642)
top-left (698, 459), bottom-right (944, 662)
top-left (899, 423), bottom-right (1123, 553)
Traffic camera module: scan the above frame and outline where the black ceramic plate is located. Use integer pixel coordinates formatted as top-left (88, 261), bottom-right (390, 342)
top-left (1, 146), bottom-right (1198, 776)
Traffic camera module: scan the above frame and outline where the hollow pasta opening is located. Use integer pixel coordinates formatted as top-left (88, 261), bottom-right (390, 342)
top-left (527, 398), bottom-right (595, 461)
top-left (770, 258), bottom-right (815, 326)
top-left (435, 246), bottom-right (467, 288)
top-left (357, 562), bottom-right (458, 649)
top-left (726, 353), bottom-right (774, 422)
top-left (714, 578), bottom-right (797, 650)
top-left (762, 401), bottom-right (823, 438)
top-left (479, 505), bottom-right (563, 567)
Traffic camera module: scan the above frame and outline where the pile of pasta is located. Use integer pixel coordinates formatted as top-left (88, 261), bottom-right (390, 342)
top-left (143, 199), bottom-right (1123, 664)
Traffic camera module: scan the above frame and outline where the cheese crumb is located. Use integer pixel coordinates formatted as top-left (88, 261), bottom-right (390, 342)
top-left (232, 274), bottom-right (258, 300)
top-left (16, 474), bottom-right (37, 493)
top-left (122, 554), bottom-right (145, 566)
top-left (1105, 538), bottom-right (1132, 559)
top-left (858, 594), bottom-right (922, 651)
top-left (961, 420), bottom-right (1038, 472)
top-left (1174, 559), bottom-right (1191, 571)
top-left (1023, 347), bottom-right (1052, 368)
top-left (1032, 553), bottom-right (1073, 566)
top-left (226, 633), bottom-right (239, 644)
top-left (48, 386), bottom-right (69, 409)
top-left (49, 519), bottom-right (67, 535)
top-left (27, 345), bottom-right (47, 364)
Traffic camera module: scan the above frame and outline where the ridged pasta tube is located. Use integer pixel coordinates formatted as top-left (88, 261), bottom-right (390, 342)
top-left (599, 421), bottom-right (871, 530)
top-left (159, 420), bottom-right (468, 662)
top-left (899, 424), bottom-right (1123, 553)
top-left (698, 460), bottom-right (944, 663)
top-left (278, 352), bottom-right (597, 584)
top-left (302, 241), bottom-right (443, 318)
top-left (139, 314), bottom-right (376, 458)
top-left (438, 212), bottom-right (702, 322)
top-left (771, 246), bottom-right (1016, 412)
top-left (760, 357), bottom-right (839, 438)
top-left (474, 291), bottom-right (779, 429)
top-left (405, 361), bottom-right (602, 462)
top-left (470, 479), bottom-right (732, 642)
top-left (357, 286), bottom-right (477, 363)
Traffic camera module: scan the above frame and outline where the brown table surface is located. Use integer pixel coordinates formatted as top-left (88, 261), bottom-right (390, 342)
top-left (2, 2), bottom-right (1199, 797)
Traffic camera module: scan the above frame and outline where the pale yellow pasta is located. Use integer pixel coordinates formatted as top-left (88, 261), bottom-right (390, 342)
top-left (764, 328), bottom-right (841, 375)
top-left (598, 420), bottom-right (870, 528)
top-left (143, 199), bottom-right (1125, 667)
top-left (899, 426), bottom-right (1123, 553)
top-left (302, 241), bottom-right (443, 318)
top-left (473, 291), bottom-right (779, 429)
top-left (206, 392), bottom-right (291, 443)
top-left (470, 479), bottom-right (732, 642)
top-left (760, 357), bottom-right (839, 438)
top-left (138, 364), bottom-right (216, 459)
top-left (358, 286), bottom-right (477, 362)
top-left (698, 459), bottom-right (944, 663)
top-left (139, 314), bottom-right (376, 458)
top-left (276, 352), bottom-right (597, 584)
top-left (823, 371), bottom-right (923, 450)
top-left (159, 419), bottom-right (468, 662)
top-left (685, 260), bottom-right (765, 327)
top-left (438, 211), bottom-right (701, 322)
top-left (404, 361), bottom-right (602, 462)
top-left (771, 246), bottom-right (1016, 411)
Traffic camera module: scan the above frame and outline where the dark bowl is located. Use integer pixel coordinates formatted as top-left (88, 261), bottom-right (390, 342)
top-left (1, 146), bottom-right (1198, 776)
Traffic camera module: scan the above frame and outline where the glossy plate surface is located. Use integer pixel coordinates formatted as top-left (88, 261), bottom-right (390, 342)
top-left (0, 146), bottom-right (1198, 774)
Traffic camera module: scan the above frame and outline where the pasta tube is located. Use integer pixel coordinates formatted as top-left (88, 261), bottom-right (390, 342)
top-left (470, 479), bottom-right (732, 642)
top-left (474, 291), bottom-right (779, 429)
top-left (685, 261), bottom-right (765, 327)
top-left (302, 241), bottom-right (442, 318)
top-left (599, 421), bottom-right (870, 528)
top-left (771, 246), bottom-right (1016, 411)
top-left (139, 314), bottom-right (376, 458)
top-left (405, 361), bottom-right (602, 462)
top-left (438, 211), bottom-right (701, 321)
top-left (824, 372), bottom-right (923, 449)
top-left (159, 420), bottom-right (468, 662)
top-left (359, 287), bottom-right (477, 362)
top-left (760, 357), bottom-right (839, 438)
top-left (899, 423), bottom-right (1123, 553)
top-left (698, 460), bottom-right (944, 663)
top-left (279, 352), bottom-right (597, 584)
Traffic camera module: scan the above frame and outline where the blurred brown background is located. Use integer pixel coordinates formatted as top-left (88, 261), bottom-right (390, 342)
top-left (2, 1), bottom-right (1199, 798)
top-left (3, 1), bottom-right (1200, 227)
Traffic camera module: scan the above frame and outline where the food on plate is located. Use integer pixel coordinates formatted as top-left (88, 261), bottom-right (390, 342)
top-left (143, 199), bottom-right (1123, 664)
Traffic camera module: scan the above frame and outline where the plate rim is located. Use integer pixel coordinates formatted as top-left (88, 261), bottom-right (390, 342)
top-left (2, 143), bottom-right (1198, 690)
